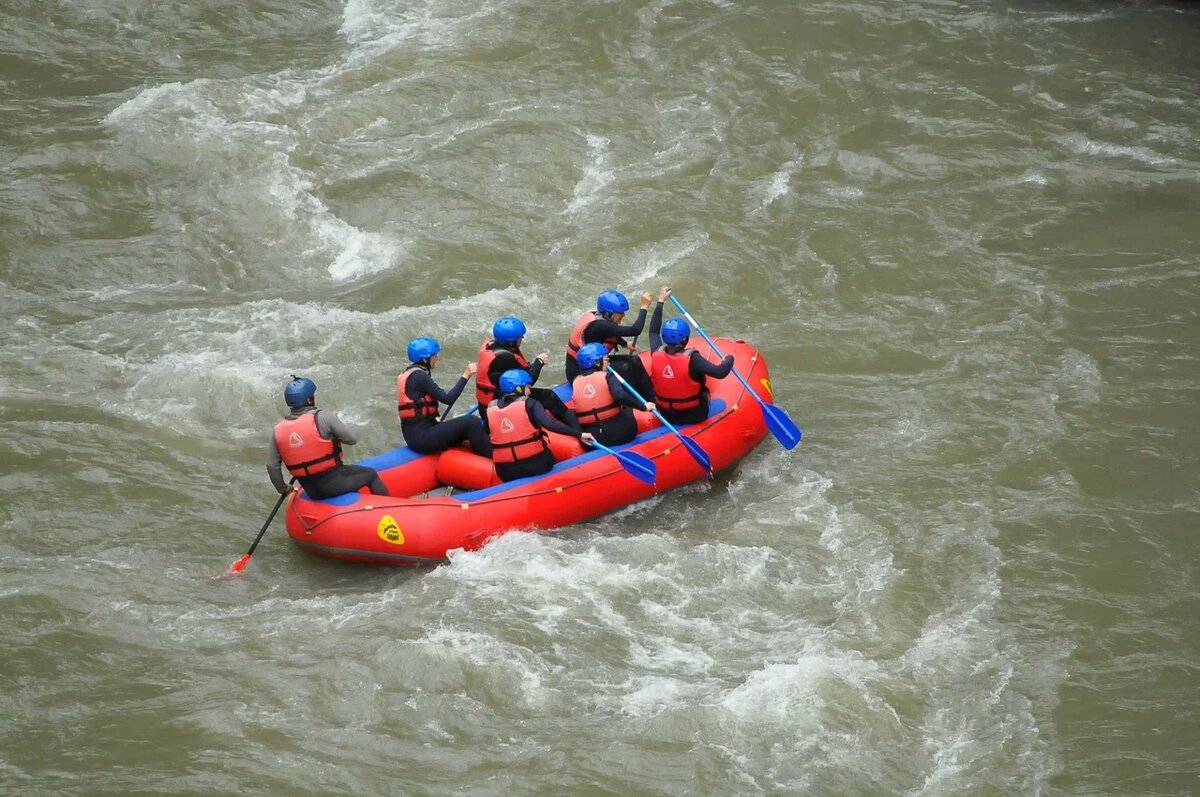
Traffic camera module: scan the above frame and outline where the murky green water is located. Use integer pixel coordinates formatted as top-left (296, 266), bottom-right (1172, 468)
top-left (2, 1), bottom-right (1198, 794)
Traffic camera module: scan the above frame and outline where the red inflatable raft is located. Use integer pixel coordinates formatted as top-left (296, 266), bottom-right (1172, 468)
top-left (284, 337), bottom-right (776, 565)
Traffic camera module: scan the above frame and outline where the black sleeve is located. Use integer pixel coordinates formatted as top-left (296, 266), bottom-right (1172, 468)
top-left (529, 400), bottom-right (581, 438)
top-left (488, 350), bottom-right (516, 390)
top-left (527, 357), bottom-right (544, 384)
top-left (586, 309), bottom-right (647, 345)
top-left (690, 352), bottom-right (735, 380)
top-left (492, 348), bottom-right (542, 384)
top-left (648, 302), bottom-right (665, 352)
top-left (606, 372), bottom-right (643, 409)
top-left (408, 370), bottom-right (466, 406)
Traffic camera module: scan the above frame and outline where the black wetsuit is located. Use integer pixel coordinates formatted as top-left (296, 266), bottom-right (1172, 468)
top-left (484, 344), bottom-right (545, 396)
top-left (564, 309), bottom-right (648, 382)
top-left (488, 396), bottom-right (583, 482)
top-left (400, 367), bottom-right (492, 457)
top-left (484, 344), bottom-right (578, 427)
top-left (573, 368), bottom-right (645, 446)
top-left (648, 301), bottom-right (735, 425)
top-left (302, 465), bottom-right (389, 500)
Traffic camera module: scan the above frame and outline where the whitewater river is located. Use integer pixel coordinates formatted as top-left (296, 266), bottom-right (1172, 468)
top-left (2, 1), bottom-right (1197, 794)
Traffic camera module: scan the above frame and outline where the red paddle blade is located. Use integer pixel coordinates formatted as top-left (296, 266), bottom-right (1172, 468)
top-left (227, 555), bottom-right (251, 575)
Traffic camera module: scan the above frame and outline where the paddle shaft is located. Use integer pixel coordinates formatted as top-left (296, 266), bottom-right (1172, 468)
top-left (229, 480), bottom-right (294, 573)
top-left (606, 365), bottom-right (713, 475)
top-left (586, 438), bottom-right (657, 485)
top-left (629, 299), bottom-right (653, 350)
top-left (668, 295), bottom-right (801, 449)
top-left (668, 295), bottom-right (764, 403)
top-left (440, 402), bottom-right (479, 422)
top-left (246, 489), bottom-right (288, 556)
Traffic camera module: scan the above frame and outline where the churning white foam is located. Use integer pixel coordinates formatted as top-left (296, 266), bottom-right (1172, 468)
top-left (1057, 133), bottom-right (1184, 168)
top-left (755, 158), bottom-right (802, 209)
top-left (104, 74), bottom-right (402, 283)
top-left (339, 0), bottom-right (496, 57)
top-left (564, 134), bottom-right (615, 214)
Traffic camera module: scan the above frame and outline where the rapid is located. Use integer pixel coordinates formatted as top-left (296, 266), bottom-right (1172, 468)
top-left (1, 1), bottom-right (1197, 794)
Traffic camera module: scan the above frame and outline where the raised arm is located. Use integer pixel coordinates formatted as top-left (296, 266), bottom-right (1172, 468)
top-left (647, 286), bottom-right (671, 351)
top-left (690, 351), bottom-right (735, 380)
top-left (407, 369), bottom-right (468, 407)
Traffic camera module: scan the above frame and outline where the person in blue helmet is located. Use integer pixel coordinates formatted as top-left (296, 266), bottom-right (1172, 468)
top-left (647, 287), bottom-right (735, 425)
top-left (571, 342), bottom-right (655, 446)
top-left (564, 288), bottom-right (654, 382)
top-left (268, 375), bottom-right (390, 500)
top-left (475, 316), bottom-right (548, 410)
top-left (487, 369), bottom-right (593, 482)
top-left (478, 315), bottom-right (579, 428)
top-left (397, 337), bottom-right (491, 457)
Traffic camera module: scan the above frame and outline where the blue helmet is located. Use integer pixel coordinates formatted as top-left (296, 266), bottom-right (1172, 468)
top-left (576, 342), bottom-right (609, 370)
top-left (498, 368), bottom-right (533, 396)
top-left (284, 375), bottom-right (316, 408)
top-left (661, 317), bottom-right (691, 345)
top-left (492, 316), bottom-right (527, 344)
top-left (597, 290), bottom-right (629, 314)
top-left (407, 336), bottom-right (441, 362)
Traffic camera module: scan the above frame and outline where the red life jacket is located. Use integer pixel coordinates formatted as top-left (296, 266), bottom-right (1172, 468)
top-left (475, 339), bottom-right (530, 408)
top-left (650, 348), bottom-right (703, 411)
top-left (565, 311), bottom-right (621, 359)
top-left (487, 398), bottom-right (550, 464)
top-left (396, 367), bottom-right (439, 420)
top-left (572, 371), bottom-right (621, 425)
top-left (273, 411), bottom-right (341, 477)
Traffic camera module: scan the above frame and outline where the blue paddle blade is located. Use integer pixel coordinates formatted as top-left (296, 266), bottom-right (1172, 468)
top-left (615, 450), bottom-right (657, 485)
top-left (590, 439), bottom-right (657, 485)
top-left (669, 292), bottom-right (802, 452)
top-left (761, 402), bottom-right (802, 450)
top-left (677, 434), bottom-right (713, 474)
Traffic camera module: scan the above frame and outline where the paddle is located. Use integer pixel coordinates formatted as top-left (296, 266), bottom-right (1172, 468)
top-left (228, 480), bottom-right (294, 575)
top-left (440, 401), bottom-right (478, 422)
top-left (607, 366), bottom-right (713, 475)
top-left (585, 438), bottom-right (657, 486)
top-left (668, 294), bottom-right (802, 450)
top-left (438, 366), bottom-right (483, 421)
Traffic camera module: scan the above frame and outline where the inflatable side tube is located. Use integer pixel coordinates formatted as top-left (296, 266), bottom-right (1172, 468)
top-left (436, 448), bottom-right (502, 491)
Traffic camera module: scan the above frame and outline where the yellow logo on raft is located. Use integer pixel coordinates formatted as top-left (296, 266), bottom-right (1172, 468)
top-left (760, 378), bottom-right (773, 399)
top-left (377, 515), bottom-right (405, 545)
